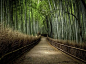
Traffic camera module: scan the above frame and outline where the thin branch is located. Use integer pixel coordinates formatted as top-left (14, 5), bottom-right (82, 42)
top-left (65, 12), bottom-right (78, 20)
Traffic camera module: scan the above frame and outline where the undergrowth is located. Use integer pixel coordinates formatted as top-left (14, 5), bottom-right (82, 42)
top-left (48, 37), bottom-right (86, 50)
top-left (0, 25), bottom-right (40, 57)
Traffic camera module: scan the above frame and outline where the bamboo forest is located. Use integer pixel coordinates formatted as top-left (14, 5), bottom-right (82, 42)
top-left (0, 0), bottom-right (86, 64)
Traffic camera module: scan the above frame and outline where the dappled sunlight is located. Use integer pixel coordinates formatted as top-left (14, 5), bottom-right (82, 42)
top-left (43, 50), bottom-right (60, 55)
top-left (36, 50), bottom-right (60, 55)
top-left (26, 49), bottom-right (61, 57)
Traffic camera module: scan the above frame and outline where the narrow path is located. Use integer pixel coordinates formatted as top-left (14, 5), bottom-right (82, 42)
top-left (11, 37), bottom-right (85, 64)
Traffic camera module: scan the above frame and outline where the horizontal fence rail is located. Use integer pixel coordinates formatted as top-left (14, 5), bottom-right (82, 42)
top-left (47, 37), bottom-right (86, 63)
top-left (0, 37), bottom-right (41, 64)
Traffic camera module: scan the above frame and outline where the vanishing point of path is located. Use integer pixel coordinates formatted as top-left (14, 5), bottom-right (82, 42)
top-left (11, 37), bottom-right (85, 64)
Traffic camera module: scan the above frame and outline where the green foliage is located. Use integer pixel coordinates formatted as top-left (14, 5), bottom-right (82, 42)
top-left (0, 0), bottom-right (86, 43)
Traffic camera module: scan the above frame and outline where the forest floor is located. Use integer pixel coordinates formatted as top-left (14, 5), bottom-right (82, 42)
top-left (9, 37), bottom-right (85, 64)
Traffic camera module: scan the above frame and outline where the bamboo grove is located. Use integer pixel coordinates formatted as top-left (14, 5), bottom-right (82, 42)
top-left (0, 0), bottom-right (86, 43)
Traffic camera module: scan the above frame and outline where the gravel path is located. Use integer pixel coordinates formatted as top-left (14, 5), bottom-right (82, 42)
top-left (11, 37), bottom-right (85, 64)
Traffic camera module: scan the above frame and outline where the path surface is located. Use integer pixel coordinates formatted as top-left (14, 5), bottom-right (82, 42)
top-left (11, 37), bottom-right (85, 64)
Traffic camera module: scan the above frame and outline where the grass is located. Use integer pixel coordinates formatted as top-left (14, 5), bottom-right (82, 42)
top-left (0, 25), bottom-right (40, 58)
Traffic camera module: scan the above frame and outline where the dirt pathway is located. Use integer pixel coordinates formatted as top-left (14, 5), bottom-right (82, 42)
top-left (11, 37), bottom-right (85, 64)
